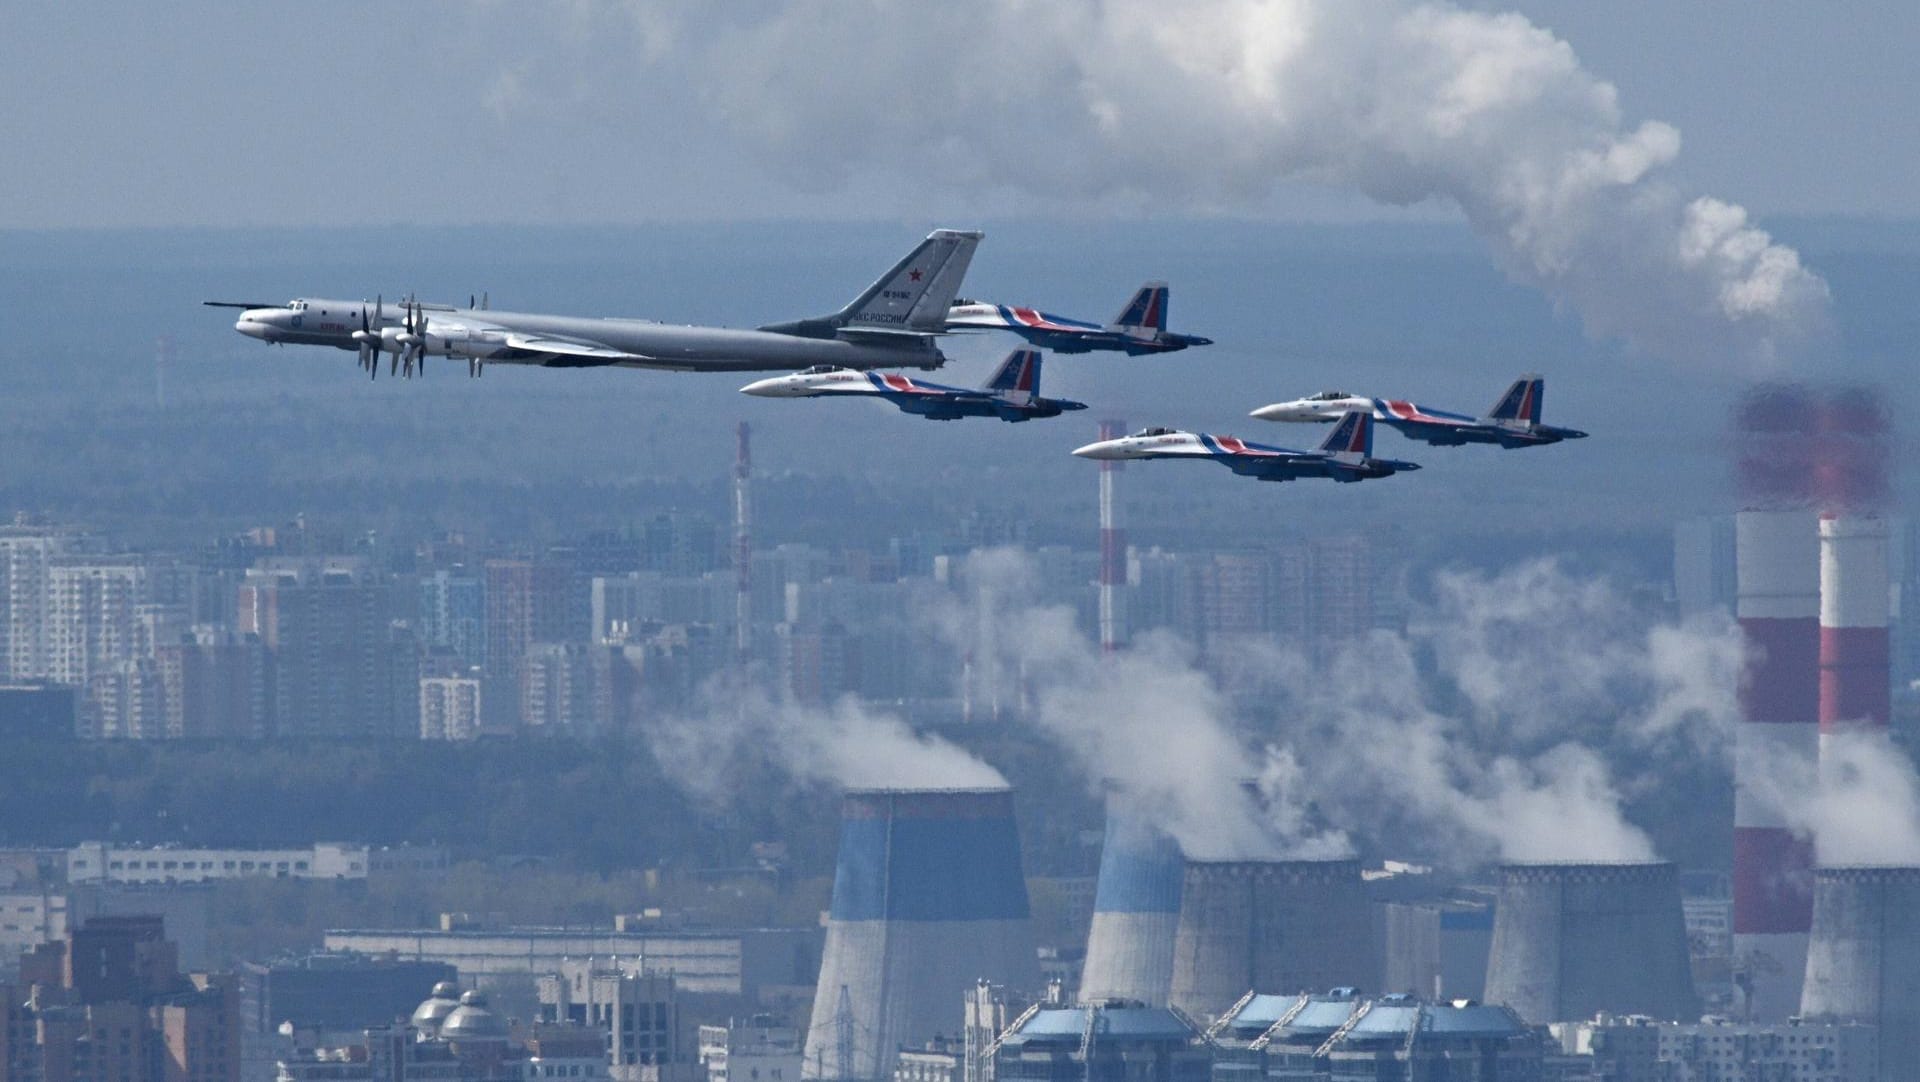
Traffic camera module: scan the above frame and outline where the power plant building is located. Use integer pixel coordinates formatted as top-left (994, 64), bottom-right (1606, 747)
top-left (804, 788), bottom-right (1039, 1082)
top-left (1483, 862), bottom-right (1697, 1025)
top-left (1208, 990), bottom-right (1541, 1082)
top-left (991, 1003), bottom-right (1207, 1082)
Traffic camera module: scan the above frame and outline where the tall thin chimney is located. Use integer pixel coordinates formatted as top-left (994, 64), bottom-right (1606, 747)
top-left (734, 421), bottom-right (752, 666)
top-left (1099, 419), bottom-right (1127, 655)
top-left (1816, 387), bottom-right (1892, 756)
top-left (1730, 385), bottom-right (1820, 1020)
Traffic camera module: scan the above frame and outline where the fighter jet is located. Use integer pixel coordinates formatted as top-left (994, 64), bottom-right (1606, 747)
top-left (944, 282), bottom-right (1212, 355)
top-left (739, 348), bottom-right (1086, 423)
top-left (1072, 411), bottom-right (1418, 483)
top-left (1250, 375), bottom-right (1587, 449)
top-left (204, 230), bottom-right (982, 378)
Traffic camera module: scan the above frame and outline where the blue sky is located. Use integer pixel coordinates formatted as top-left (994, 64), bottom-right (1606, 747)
top-left (4, 1), bottom-right (1914, 229)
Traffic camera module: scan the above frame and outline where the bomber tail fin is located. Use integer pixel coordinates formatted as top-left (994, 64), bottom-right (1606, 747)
top-left (983, 348), bottom-right (1043, 404)
top-left (1108, 281), bottom-right (1170, 334)
top-left (1317, 410), bottom-right (1374, 462)
top-left (836, 229), bottom-right (982, 333)
top-left (1486, 375), bottom-right (1544, 425)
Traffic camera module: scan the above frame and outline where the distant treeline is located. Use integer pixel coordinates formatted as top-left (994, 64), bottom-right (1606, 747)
top-left (0, 730), bottom-right (1104, 878)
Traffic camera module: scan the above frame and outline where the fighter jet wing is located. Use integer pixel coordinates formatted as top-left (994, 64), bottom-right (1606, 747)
top-left (502, 332), bottom-right (655, 363)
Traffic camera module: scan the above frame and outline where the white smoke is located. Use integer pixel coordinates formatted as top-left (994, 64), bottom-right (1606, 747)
top-left (646, 678), bottom-right (1006, 801)
top-left (937, 547), bottom-right (1348, 859)
top-left (947, 552), bottom-right (1751, 866)
top-left (1741, 728), bottom-right (1920, 867)
top-left (595, 0), bottom-right (1831, 369)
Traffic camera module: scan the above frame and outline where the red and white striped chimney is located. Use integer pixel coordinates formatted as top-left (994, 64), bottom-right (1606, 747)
top-left (1099, 418), bottom-right (1128, 656)
top-left (1815, 389), bottom-right (1892, 755)
top-left (1732, 509), bottom-right (1819, 1020)
top-left (1730, 385), bottom-right (1820, 1021)
top-left (1818, 514), bottom-right (1890, 748)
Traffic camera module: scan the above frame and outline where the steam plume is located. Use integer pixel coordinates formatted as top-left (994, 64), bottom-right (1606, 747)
top-left (627, 0), bottom-right (1832, 368)
top-left (646, 679), bottom-right (1006, 801)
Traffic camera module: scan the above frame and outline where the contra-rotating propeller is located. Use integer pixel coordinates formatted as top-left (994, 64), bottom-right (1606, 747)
top-left (352, 296), bottom-right (384, 379)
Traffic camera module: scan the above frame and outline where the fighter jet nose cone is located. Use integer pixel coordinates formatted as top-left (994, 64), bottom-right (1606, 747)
top-left (1072, 442), bottom-right (1110, 459)
top-left (738, 378), bottom-right (781, 397)
top-left (1250, 406), bottom-right (1279, 420)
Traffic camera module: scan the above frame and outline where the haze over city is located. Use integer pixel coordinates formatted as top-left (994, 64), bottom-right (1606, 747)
top-left (3, 4), bottom-right (1920, 1082)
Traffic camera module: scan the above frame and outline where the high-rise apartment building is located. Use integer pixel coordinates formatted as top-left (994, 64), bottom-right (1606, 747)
top-left (239, 557), bottom-right (403, 739)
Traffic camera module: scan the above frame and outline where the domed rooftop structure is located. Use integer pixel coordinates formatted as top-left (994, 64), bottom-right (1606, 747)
top-left (410, 982), bottom-right (461, 1035)
top-left (440, 989), bottom-right (510, 1043)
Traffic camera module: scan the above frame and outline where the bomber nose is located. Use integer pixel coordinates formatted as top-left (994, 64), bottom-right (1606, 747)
top-left (235, 309), bottom-right (276, 340)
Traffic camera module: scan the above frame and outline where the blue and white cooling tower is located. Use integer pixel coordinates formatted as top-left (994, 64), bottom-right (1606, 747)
top-left (1078, 806), bottom-right (1184, 1005)
top-left (803, 787), bottom-right (1040, 1082)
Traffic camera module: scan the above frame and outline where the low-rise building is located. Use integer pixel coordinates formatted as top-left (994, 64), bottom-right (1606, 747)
top-left (536, 961), bottom-right (681, 1077)
top-left (697, 1016), bottom-right (801, 1082)
top-left (67, 843), bottom-right (449, 886)
top-left (324, 926), bottom-right (821, 999)
top-left (1657, 1017), bottom-right (1875, 1082)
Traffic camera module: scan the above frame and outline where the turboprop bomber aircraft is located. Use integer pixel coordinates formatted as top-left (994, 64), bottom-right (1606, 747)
top-left (205, 230), bottom-right (982, 377)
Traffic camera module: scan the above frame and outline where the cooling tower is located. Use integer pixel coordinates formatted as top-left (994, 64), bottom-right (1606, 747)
top-left (1168, 859), bottom-right (1375, 1023)
top-left (1732, 508), bottom-right (1819, 1019)
top-left (1482, 862), bottom-right (1697, 1024)
top-left (1800, 865), bottom-right (1920, 1081)
top-left (803, 788), bottom-right (1039, 1082)
top-left (1079, 806), bottom-right (1183, 1005)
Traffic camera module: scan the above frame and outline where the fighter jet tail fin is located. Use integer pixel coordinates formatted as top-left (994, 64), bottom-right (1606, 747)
top-left (1108, 281), bottom-right (1170, 333)
top-left (1317, 410), bottom-right (1375, 462)
top-left (1486, 375), bottom-right (1544, 425)
top-left (836, 229), bottom-right (983, 334)
top-left (983, 348), bottom-right (1043, 404)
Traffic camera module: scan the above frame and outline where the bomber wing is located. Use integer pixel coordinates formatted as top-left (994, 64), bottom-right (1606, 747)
top-left (501, 332), bottom-right (656, 364)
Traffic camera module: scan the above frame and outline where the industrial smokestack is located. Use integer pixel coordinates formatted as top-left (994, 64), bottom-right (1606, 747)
top-left (1482, 862), bottom-right (1698, 1024)
top-left (1800, 865), bottom-right (1920, 1081)
top-left (734, 421), bottom-right (752, 667)
top-left (804, 788), bottom-right (1039, 1082)
top-left (1098, 418), bottom-right (1127, 656)
top-left (1816, 388), bottom-right (1891, 756)
top-left (1168, 859), bottom-right (1374, 1023)
top-left (1730, 386), bottom-right (1819, 1020)
top-left (1079, 800), bottom-right (1183, 1005)
top-left (1818, 514), bottom-right (1889, 748)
